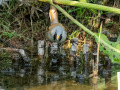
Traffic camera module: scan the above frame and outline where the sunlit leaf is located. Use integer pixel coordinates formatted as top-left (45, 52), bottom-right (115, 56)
top-left (95, 33), bottom-right (120, 63)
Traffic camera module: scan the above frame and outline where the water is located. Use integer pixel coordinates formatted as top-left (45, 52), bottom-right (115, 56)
top-left (0, 54), bottom-right (119, 90)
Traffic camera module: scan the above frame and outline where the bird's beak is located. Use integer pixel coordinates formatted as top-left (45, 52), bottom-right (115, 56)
top-left (57, 36), bottom-right (59, 40)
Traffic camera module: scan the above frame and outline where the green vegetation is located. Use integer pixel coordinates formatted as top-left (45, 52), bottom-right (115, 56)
top-left (0, 0), bottom-right (120, 63)
top-left (39, 0), bottom-right (120, 63)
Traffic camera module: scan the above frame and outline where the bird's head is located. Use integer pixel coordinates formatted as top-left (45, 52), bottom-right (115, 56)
top-left (51, 26), bottom-right (66, 43)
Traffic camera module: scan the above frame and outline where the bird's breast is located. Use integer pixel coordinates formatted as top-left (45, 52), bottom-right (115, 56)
top-left (46, 23), bottom-right (67, 43)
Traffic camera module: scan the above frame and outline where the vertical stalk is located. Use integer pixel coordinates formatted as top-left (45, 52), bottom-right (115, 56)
top-left (96, 23), bottom-right (102, 71)
top-left (30, 8), bottom-right (34, 58)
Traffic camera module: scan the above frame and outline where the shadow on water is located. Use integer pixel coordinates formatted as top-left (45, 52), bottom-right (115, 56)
top-left (0, 52), bottom-right (119, 90)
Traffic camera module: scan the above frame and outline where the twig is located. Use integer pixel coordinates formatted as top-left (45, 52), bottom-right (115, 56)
top-left (0, 38), bottom-right (15, 48)
top-left (30, 6), bottom-right (34, 58)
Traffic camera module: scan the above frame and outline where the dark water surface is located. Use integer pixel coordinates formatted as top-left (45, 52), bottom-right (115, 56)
top-left (0, 55), bottom-right (119, 90)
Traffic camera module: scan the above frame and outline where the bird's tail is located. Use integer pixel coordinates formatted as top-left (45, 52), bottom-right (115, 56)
top-left (49, 5), bottom-right (59, 24)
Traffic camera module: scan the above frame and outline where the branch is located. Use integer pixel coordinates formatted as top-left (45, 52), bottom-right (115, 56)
top-left (38, 0), bottom-right (120, 14)
top-left (1, 48), bottom-right (30, 62)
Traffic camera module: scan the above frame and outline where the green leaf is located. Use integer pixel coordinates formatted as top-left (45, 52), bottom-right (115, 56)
top-left (95, 33), bottom-right (120, 63)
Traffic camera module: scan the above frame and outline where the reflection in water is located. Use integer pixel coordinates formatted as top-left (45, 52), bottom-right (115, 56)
top-left (104, 57), bottom-right (112, 88)
top-left (0, 52), bottom-right (119, 90)
top-left (37, 65), bottom-right (45, 84)
top-left (76, 74), bottom-right (84, 83)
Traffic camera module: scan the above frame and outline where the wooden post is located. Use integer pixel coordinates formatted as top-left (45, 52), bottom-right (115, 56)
top-left (38, 40), bottom-right (45, 60)
top-left (50, 42), bottom-right (58, 54)
top-left (69, 38), bottom-right (78, 65)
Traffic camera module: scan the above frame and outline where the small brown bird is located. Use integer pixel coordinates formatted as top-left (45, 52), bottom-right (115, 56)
top-left (46, 5), bottom-right (67, 43)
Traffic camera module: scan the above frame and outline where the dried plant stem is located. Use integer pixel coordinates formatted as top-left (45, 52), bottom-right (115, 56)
top-left (96, 23), bottom-right (102, 71)
top-left (30, 11), bottom-right (34, 58)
